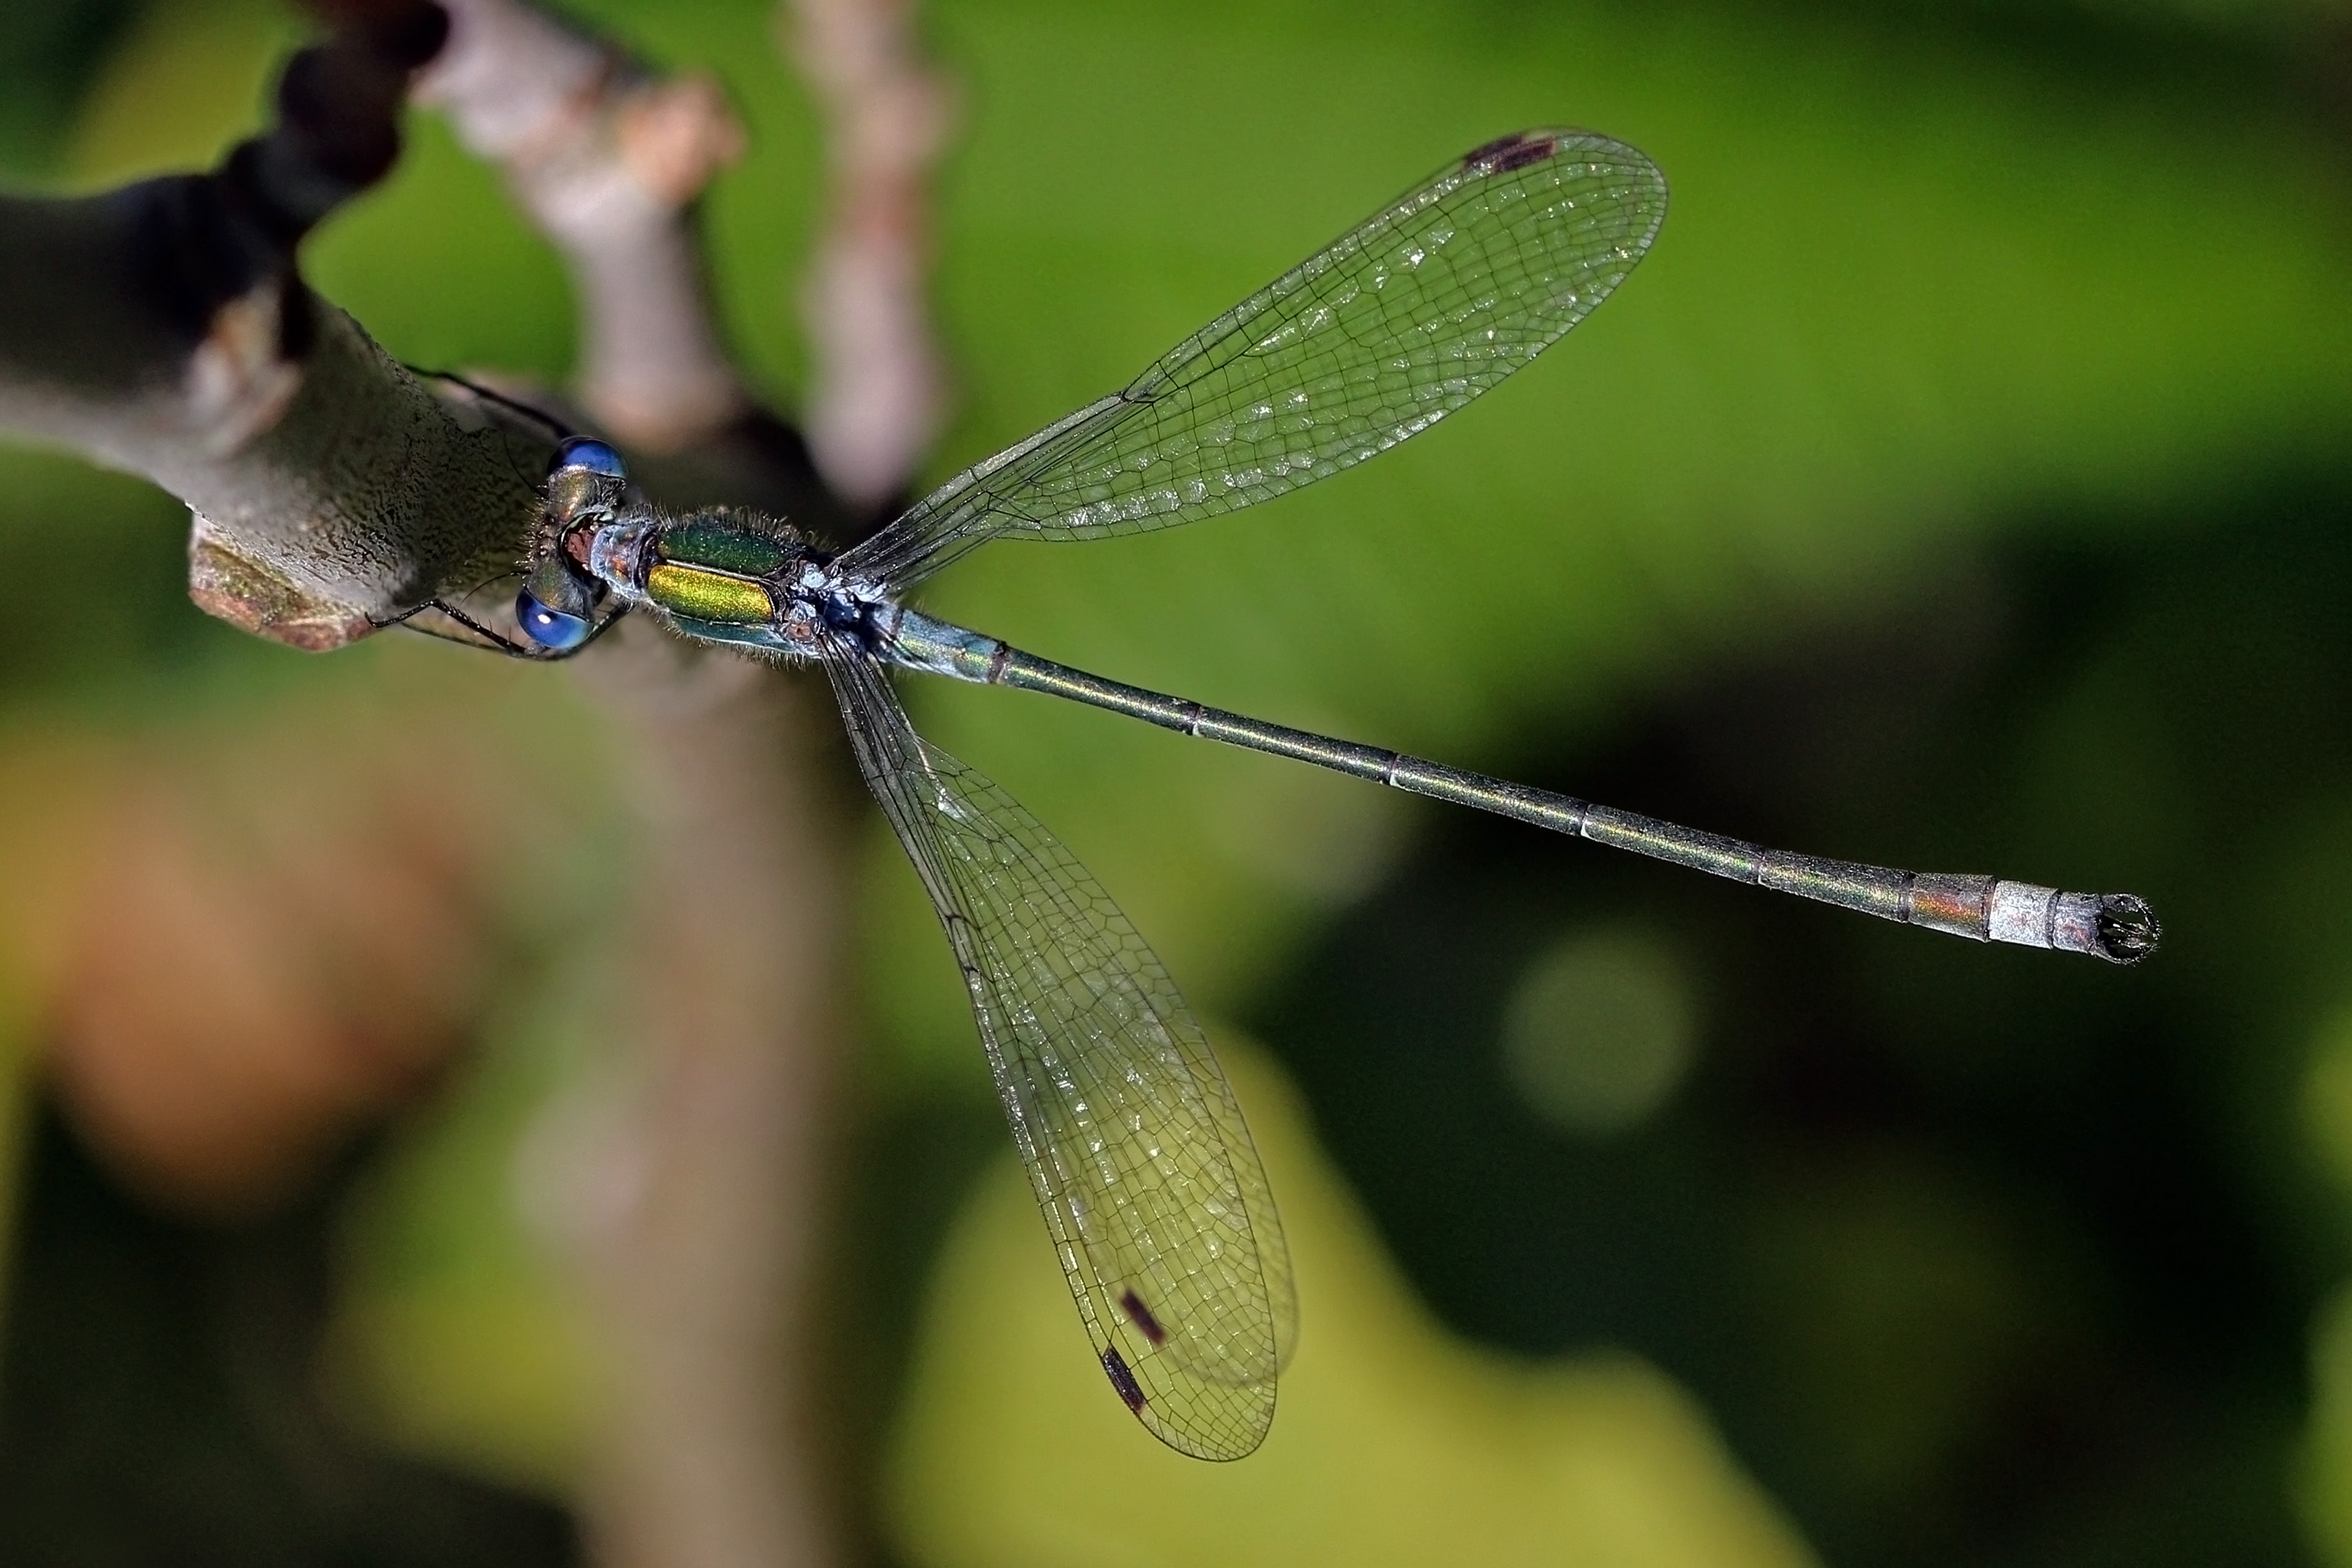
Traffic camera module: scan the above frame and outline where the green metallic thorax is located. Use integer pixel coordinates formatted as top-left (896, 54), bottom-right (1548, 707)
top-left (659, 518), bottom-right (797, 578)
top-left (642, 511), bottom-right (800, 627)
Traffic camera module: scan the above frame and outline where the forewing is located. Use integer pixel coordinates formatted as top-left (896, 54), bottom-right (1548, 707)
top-left (838, 129), bottom-right (1666, 590)
top-left (826, 642), bottom-right (1296, 1461)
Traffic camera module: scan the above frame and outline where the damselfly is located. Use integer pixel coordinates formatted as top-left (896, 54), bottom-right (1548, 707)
top-left (402, 129), bottom-right (2159, 1460)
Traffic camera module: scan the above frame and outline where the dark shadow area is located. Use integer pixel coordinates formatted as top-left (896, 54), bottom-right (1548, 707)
top-left (1252, 488), bottom-right (2351, 1567)
top-left (0, 0), bottom-right (138, 175)
top-left (829, 1085), bottom-right (1007, 1568)
top-left (0, 1099), bottom-right (581, 1568)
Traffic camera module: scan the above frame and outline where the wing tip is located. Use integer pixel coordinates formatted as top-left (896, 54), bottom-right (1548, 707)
top-left (1103, 1347), bottom-right (1149, 1413)
top-left (1463, 129), bottom-right (1563, 175)
top-left (1459, 126), bottom-right (1665, 194)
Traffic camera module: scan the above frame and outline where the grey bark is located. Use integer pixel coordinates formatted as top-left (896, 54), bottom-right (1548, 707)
top-left (0, 5), bottom-right (953, 1565)
top-left (0, 0), bottom-right (546, 649)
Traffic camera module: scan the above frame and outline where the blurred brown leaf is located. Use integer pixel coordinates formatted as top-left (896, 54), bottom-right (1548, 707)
top-left (31, 658), bottom-right (603, 1219)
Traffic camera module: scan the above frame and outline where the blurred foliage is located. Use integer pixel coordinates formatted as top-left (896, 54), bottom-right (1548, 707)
top-left (1245, 496), bottom-right (2352, 1563)
top-left (0, 0), bottom-right (2349, 1564)
top-left (0, 0), bottom-right (138, 175)
top-left (891, 1042), bottom-right (1814, 1568)
top-left (326, 973), bottom-right (616, 1499)
top-left (0, 1100), bottom-right (578, 1565)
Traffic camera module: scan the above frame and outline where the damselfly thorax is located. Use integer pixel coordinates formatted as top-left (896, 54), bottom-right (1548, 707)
top-left (580, 508), bottom-right (834, 654)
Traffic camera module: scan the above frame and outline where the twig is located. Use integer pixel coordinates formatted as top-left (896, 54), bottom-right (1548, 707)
top-left (0, 0), bottom-right (555, 649)
top-left (416, 3), bottom-right (955, 1565)
top-left (0, 5), bottom-right (953, 1562)
top-left (784, 0), bottom-right (953, 508)
top-left (522, 648), bottom-right (845, 1568)
top-left (418, 0), bottom-right (751, 453)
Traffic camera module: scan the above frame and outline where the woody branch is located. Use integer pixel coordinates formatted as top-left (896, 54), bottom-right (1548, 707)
top-left (0, 1), bottom-right (955, 1567)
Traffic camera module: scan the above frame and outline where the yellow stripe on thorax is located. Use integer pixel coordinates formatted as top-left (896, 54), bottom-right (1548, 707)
top-left (646, 562), bottom-right (776, 625)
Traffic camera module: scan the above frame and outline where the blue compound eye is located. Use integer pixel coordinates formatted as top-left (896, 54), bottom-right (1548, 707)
top-left (517, 588), bottom-right (592, 651)
top-left (550, 436), bottom-right (626, 482)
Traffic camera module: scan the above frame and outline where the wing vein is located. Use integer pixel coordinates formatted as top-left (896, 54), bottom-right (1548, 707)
top-left (839, 129), bottom-right (1665, 591)
top-left (823, 637), bottom-right (1296, 1461)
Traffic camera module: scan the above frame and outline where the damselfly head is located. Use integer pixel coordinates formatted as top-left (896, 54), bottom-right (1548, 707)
top-left (544, 436), bottom-right (629, 533)
top-left (517, 438), bottom-right (629, 651)
top-left (516, 556), bottom-right (599, 651)
top-left (550, 436), bottom-right (625, 480)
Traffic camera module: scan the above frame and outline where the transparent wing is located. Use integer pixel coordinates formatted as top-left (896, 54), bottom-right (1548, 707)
top-left (837, 128), bottom-right (1666, 591)
top-left (825, 638), bottom-right (1296, 1461)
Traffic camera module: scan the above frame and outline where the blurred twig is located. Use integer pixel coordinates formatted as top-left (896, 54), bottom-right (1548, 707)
top-left (417, 0), bottom-right (750, 454)
top-left (417, 7), bottom-right (848, 1565)
top-left (416, 3), bottom-right (954, 1566)
top-left (784, 0), bottom-right (953, 508)
top-left (525, 649), bottom-right (846, 1568)
top-left (0, 0), bottom-right (953, 1559)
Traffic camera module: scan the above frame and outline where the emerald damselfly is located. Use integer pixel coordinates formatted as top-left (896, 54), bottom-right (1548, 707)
top-left (400, 130), bottom-right (2158, 1461)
